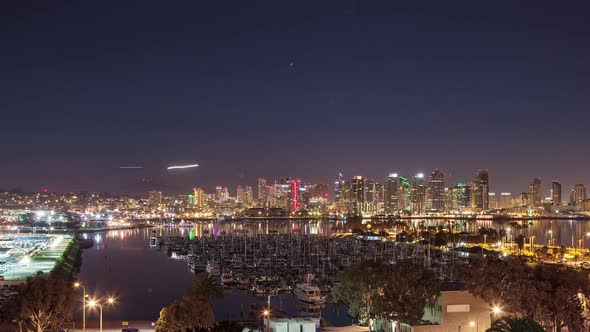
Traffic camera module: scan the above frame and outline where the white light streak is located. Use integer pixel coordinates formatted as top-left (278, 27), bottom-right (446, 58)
top-left (167, 164), bottom-right (199, 170)
top-left (119, 166), bottom-right (144, 169)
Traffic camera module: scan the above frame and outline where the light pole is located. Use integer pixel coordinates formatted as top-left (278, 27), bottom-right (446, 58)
top-left (88, 297), bottom-right (115, 332)
top-left (73, 282), bottom-right (86, 332)
top-left (262, 309), bottom-right (270, 332)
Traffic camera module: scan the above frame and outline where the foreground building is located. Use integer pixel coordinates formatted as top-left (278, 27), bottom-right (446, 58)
top-left (375, 288), bottom-right (492, 332)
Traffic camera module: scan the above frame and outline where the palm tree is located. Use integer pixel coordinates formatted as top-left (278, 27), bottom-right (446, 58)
top-left (187, 272), bottom-right (224, 300)
top-left (487, 316), bottom-right (545, 332)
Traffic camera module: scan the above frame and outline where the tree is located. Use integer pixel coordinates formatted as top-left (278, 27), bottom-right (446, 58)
top-left (12, 275), bottom-right (76, 332)
top-left (461, 256), bottom-right (590, 332)
top-left (332, 262), bottom-right (387, 327)
top-left (155, 297), bottom-right (215, 332)
top-left (373, 260), bottom-right (440, 328)
top-left (187, 272), bottom-right (224, 301)
top-left (156, 272), bottom-right (221, 332)
top-left (487, 316), bottom-right (546, 332)
top-left (211, 320), bottom-right (243, 332)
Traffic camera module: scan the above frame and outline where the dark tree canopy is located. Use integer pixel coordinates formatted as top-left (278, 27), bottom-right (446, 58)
top-left (462, 256), bottom-right (590, 332)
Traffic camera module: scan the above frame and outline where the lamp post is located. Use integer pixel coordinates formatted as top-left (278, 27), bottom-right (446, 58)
top-left (262, 309), bottom-right (270, 332)
top-left (73, 282), bottom-right (86, 332)
top-left (88, 298), bottom-right (115, 332)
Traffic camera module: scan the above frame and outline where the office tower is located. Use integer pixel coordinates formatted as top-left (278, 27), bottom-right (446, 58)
top-left (411, 173), bottom-right (426, 214)
top-left (215, 186), bottom-right (223, 201)
top-left (351, 176), bottom-right (364, 214)
top-left (236, 185), bottom-right (244, 203)
top-left (148, 190), bottom-right (163, 206)
top-left (339, 180), bottom-right (352, 212)
top-left (290, 180), bottom-right (299, 212)
top-left (518, 192), bottom-right (529, 207)
top-left (550, 181), bottom-right (561, 206)
top-left (257, 178), bottom-right (267, 206)
top-left (570, 184), bottom-right (587, 208)
top-left (334, 180), bottom-right (341, 203)
top-left (308, 183), bottom-right (328, 198)
top-left (384, 173), bottom-right (400, 214)
top-left (398, 176), bottom-right (412, 211)
top-left (243, 186), bottom-right (254, 206)
top-left (427, 169), bottom-right (445, 211)
top-left (488, 192), bottom-right (497, 209)
top-left (529, 178), bottom-right (542, 207)
top-left (194, 188), bottom-right (206, 208)
top-left (500, 193), bottom-right (512, 209)
top-left (221, 187), bottom-right (229, 202)
top-left (373, 182), bottom-right (383, 203)
top-left (451, 183), bottom-right (471, 210)
top-left (473, 169), bottom-right (489, 210)
top-left (364, 179), bottom-right (375, 203)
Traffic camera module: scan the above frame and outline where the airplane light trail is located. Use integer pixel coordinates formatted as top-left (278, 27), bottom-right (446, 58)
top-left (119, 166), bottom-right (144, 169)
top-left (167, 164), bottom-right (199, 170)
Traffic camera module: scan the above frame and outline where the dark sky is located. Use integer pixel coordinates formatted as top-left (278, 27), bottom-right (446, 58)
top-left (1, 1), bottom-right (589, 196)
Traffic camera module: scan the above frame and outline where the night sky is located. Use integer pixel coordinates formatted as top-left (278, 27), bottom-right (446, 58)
top-left (2, 1), bottom-right (590, 195)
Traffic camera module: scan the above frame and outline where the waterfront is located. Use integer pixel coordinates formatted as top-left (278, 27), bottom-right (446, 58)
top-left (73, 218), bottom-right (590, 326)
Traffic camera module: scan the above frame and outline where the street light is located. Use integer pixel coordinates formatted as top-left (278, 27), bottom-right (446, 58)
top-left (73, 282), bottom-right (87, 332)
top-left (87, 297), bottom-right (116, 332)
top-left (262, 309), bottom-right (270, 332)
top-left (491, 306), bottom-right (501, 315)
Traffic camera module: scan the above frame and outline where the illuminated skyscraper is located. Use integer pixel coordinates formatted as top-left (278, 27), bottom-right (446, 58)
top-left (257, 178), bottom-right (267, 206)
top-left (411, 173), bottom-right (426, 214)
top-left (529, 178), bottom-right (542, 207)
top-left (236, 185), bottom-right (244, 203)
top-left (384, 173), bottom-right (400, 214)
top-left (451, 183), bottom-right (470, 210)
top-left (488, 192), bottom-right (497, 209)
top-left (500, 192), bottom-right (512, 209)
top-left (351, 176), bottom-right (364, 215)
top-left (194, 188), bottom-right (206, 207)
top-left (570, 184), bottom-right (587, 208)
top-left (290, 180), bottom-right (299, 212)
top-left (551, 181), bottom-right (561, 206)
top-left (473, 169), bottom-right (489, 210)
top-left (427, 169), bottom-right (445, 211)
top-left (148, 190), bottom-right (163, 206)
top-left (215, 186), bottom-right (223, 201)
top-left (243, 186), bottom-right (254, 206)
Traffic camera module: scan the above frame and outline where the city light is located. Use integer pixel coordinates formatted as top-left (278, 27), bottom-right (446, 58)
top-left (492, 306), bottom-right (502, 315)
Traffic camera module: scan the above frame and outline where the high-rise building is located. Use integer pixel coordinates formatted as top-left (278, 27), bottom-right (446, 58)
top-left (194, 188), bottom-right (206, 208)
top-left (529, 178), bottom-right (542, 207)
top-left (384, 173), bottom-right (400, 214)
top-left (148, 190), bottom-right (163, 206)
top-left (411, 173), bottom-right (426, 214)
top-left (221, 187), bottom-right (229, 202)
top-left (290, 180), bottom-right (299, 212)
top-left (351, 176), bottom-right (364, 214)
top-left (518, 192), bottom-right (529, 207)
top-left (339, 180), bottom-right (352, 212)
top-left (571, 184), bottom-right (587, 208)
top-left (500, 193), bottom-right (512, 209)
top-left (236, 185), bottom-right (244, 203)
top-left (364, 179), bottom-right (375, 203)
top-left (243, 186), bottom-right (254, 206)
top-left (473, 169), bottom-right (489, 210)
top-left (451, 183), bottom-right (470, 210)
top-left (551, 181), bottom-right (561, 206)
top-left (215, 186), bottom-right (223, 201)
top-left (488, 192), bottom-right (497, 209)
top-left (257, 178), bottom-right (267, 206)
top-left (427, 169), bottom-right (445, 211)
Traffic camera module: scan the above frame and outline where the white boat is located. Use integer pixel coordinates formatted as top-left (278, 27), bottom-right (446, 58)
top-left (293, 275), bottom-right (326, 304)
